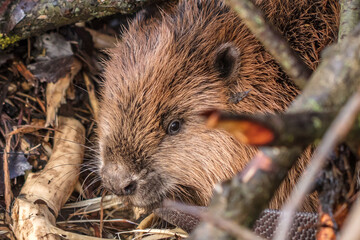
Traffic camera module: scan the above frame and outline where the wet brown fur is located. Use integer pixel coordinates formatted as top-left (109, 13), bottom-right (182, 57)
top-left (98, 0), bottom-right (339, 211)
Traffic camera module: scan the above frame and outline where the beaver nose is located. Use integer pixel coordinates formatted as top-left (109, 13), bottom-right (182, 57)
top-left (101, 162), bottom-right (138, 196)
top-left (106, 176), bottom-right (138, 196)
top-left (118, 180), bottom-right (137, 196)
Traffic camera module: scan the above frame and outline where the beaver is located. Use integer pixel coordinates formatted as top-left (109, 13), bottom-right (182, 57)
top-left (97, 0), bottom-right (339, 212)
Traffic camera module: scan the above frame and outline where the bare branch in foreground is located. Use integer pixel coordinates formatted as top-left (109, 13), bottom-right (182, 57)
top-left (339, 196), bottom-right (360, 240)
top-left (338, 0), bottom-right (360, 41)
top-left (273, 87), bottom-right (360, 240)
top-left (191, 22), bottom-right (360, 240)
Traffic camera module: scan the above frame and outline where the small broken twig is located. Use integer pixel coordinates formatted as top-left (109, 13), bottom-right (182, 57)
top-left (3, 134), bottom-right (13, 224)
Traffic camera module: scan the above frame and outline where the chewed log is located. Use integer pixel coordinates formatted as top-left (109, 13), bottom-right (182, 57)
top-left (11, 117), bottom-right (85, 240)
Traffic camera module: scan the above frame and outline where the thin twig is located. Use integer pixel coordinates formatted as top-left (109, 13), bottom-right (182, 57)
top-left (99, 191), bottom-right (105, 238)
top-left (0, 73), bottom-right (12, 118)
top-left (273, 87), bottom-right (360, 240)
top-left (3, 135), bottom-right (13, 224)
top-left (226, 0), bottom-right (311, 89)
top-left (164, 200), bottom-right (265, 240)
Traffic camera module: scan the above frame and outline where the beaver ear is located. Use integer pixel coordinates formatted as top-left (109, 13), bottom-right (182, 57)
top-left (214, 43), bottom-right (240, 79)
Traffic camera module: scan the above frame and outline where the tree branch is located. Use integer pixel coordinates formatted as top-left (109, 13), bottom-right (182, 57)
top-left (0, 0), bottom-right (164, 49)
top-left (338, 0), bottom-right (360, 41)
top-left (274, 87), bottom-right (360, 240)
top-left (339, 196), bottom-right (360, 240)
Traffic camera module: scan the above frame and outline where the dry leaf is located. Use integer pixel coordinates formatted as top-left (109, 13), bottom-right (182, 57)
top-left (83, 72), bottom-right (99, 121)
top-left (28, 56), bottom-right (74, 83)
top-left (207, 112), bottom-right (274, 145)
top-left (85, 27), bottom-right (117, 49)
top-left (317, 213), bottom-right (335, 240)
top-left (45, 58), bottom-right (82, 127)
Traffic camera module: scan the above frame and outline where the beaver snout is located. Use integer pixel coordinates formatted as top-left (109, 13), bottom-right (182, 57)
top-left (101, 161), bottom-right (138, 196)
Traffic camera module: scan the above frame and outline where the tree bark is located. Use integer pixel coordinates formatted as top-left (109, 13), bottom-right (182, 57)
top-left (0, 0), bottom-right (164, 49)
top-left (338, 0), bottom-right (360, 41)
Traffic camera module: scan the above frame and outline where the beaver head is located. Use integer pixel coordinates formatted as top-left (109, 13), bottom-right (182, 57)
top-left (97, 0), bottom-right (306, 210)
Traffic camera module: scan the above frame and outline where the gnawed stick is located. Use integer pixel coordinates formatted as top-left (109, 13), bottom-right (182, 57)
top-left (206, 110), bottom-right (360, 147)
top-left (11, 117), bottom-right (85, 240)
top-left (3, 135), bottom-right (13, 224)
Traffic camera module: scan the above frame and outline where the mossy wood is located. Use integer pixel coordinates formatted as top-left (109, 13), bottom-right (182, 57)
top-left (0, 0), bottom-right (164, 49)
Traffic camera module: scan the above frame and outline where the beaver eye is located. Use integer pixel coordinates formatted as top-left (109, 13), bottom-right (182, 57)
top-left (167, 119), bottom-right (181, 135)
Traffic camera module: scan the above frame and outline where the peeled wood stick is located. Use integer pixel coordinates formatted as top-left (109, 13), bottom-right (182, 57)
top-left (48, 225), bottom-right (105, 240)
top-left (208, 111), bottom-right (341, 147)
top-left (207, 110), bottom-right (360, 147)
top-left (11, 117), bottom-right (85, 240)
